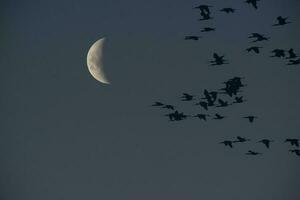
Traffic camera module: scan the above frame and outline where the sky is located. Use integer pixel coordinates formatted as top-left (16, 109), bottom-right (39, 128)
top-left (0, 0), bottom-right (300, 199)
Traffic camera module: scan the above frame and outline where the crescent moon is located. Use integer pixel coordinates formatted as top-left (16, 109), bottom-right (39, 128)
top-left (87, 38), bottom-right (110, 84)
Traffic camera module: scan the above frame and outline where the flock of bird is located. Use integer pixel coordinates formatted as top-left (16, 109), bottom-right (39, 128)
top-left (151, 0), bottom-right (299, 157)
top-left (220, 136), bottom-right (300, 156)
top-left (184, 1), bottom-right (300, 66)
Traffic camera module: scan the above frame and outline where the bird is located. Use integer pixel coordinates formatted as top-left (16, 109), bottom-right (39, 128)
top-left (258, 139), bottom-right (274, 149)
top-left (195, 101), bottom-right (208, 110)
top-left (220, 140), bottom-right (234, 148)
top-left (233, 136), bottom-right (251, 143)
top-left (194, 5), bottom-right (212, 14)
top-left (185, 36), bottom-right (200, 40)
top-left (210, 53), bottom-right (228, 66)
top-left (201, 27), bottom-right (215, 32)
top-left (165, 111), bottom-right (189, 121)
top-left (152, 102), bottom-right (164, 106)
top-left (271, 49), bottom-right (285, 58)
top-left (220, 8), bottom-right (235, 13)
top-left (246, 150), bottom-right (262, 155)
top-left (289, 149), bottom-right (300, 156)
top-left (216, 99), bottom-right (231, 107)
top-left (245, 0), bottom-right (260, 9)
top-left (243, 116), bottom-right (257, 123)
top-left (199, 11), bottom-right (213, 21)
top-left (233, 96), bottom-right (246, 104)
top-left (246, 46), bottom-right (262, 54)
top-left (213, 113), bottom-right (225, 120)
top-left (181, 93), bottom-right (194, 101)
top-left (287, 58), bottom-right (300, 65)
top-left (248, 33), bottom-right (269, 42)
top-left (284, 139), bottom-right (299, 147)
top-left (273, 16), bottom-right (290, 26)
top-left (193, 114), bottom-right (210, 121)
top-left (286, 48), bottom-right (297, 59)
top-left (162, 104), bottom-right (175, 110)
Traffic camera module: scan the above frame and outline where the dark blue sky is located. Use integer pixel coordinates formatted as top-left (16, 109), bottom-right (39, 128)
top-left (1, 0), bottom-right (300, 199)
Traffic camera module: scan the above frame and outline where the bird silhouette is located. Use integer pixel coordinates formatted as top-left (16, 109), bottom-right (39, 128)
top-left (199, 11), bottom-right (213, 21)
top-left (165, 111), bottom-right (189, 121)
top-left (181, 93), bottom-right (194, 101)
top-left (285, 139), bottom-right (299, 147)
top-left (220, 140), bottom-right (234, 148)
top-left (220, 8), bottom-right (235, 13)
top-left (245, 0), bottom-right (259, 9)
top-left (246, 46), bottom-right (262, 54)
top-left (210, 53), bottom-right (228, 66)
top-left (202, 89), bottom-right (215, 106)
top-left (271, 49), bottom-right (285, 58)
top-left (201, 27), bottom-right (215, 32)
top-left (185, 36), bottom-right (200, 40)
top-left (162, 105), bottom-right (175, 110)
top-left (289, 149), bottom-right (300, 156)
top-left (195, 101), bottom-right (208, 110)
top-left (233, 136), bottom-right (251, 143)
top-left (216, 99), bottom-right (231, 107)
top-left (273, 16), bottom-right (290, 26)
top-left (233, 96), bottom-right (246, 104)
top-left (152, 102), bottom-right (164, 106)
top-left (243, 116), bottom-right (257, 123)
top-left (248, 33), bottom-right (269, 42)
top-left (258, 139), bottom-right (274, 149)
top-left (246, 150), bottom-right (262, 155)
top-left (287, 58), bottom-right (300, 65)
top-left (213, 113), bottom-right (225, 120)
top-left (193, 114), bottom-right (210, 121)
top-left (194, 5), bottom-right (212, 14)
top-left (286, 48), bottom-right (297, 59)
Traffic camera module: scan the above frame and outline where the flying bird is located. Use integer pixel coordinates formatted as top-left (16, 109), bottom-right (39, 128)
top-left (258, 139), bottom-right (274, 149)
top-left (193, 114), bottom-right (210, 121)
top-left (284, 139), bottom-right (299, 147)
top-left (273, 16), bottom-right (290, 26)
top-left (151, 102), bottom-right (164, 106)
top-left (245, 0), bottom-right (260, 9)
top-left (201, 27), bottom-right (215, 32)
top-left (246, 150), bottom-right (262, 155)
top-left (194, 5), bottom-right (212, 14)
top-left (213, 113), bottom-right (225, 120)
top-left (199, 11), bottom-right (213, 21)
top-left (195, 101), bottom-right (208, 110)
top-left (216, 99), bottom-right (231, 107)
top-left (243, 116), bottom-right (257, 123)
top-left (220, 8), bottom-right (236, 13)
top-left (287, 58), bottom-right (300, 65)
top-left (233, 96), bottom-right (246, 104)
top-left (246, 46), bottom-right (262, 54)
top-left (289, 149), bottom-right (300, 156)
top-left (181, 93), bottom-right (194, 101)
top-left (220, 140), bottom-right (234, 148)
top-left (210, 53), bottom-right (228, 66)
top-left (271, 49), bottom-right (285, 58)
top-left (233, 136), bottom-right (251, 143)
top-left (286, 48), bottom-right (297, 59)
top-left (185, 36), bottom-right (200, 40)
top-left (248, 33), bottom-right (269, 42)
top-left (162, 105), bottom-right (175, 110)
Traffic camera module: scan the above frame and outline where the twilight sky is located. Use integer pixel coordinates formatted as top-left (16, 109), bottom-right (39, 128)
top-left (0, 0), bottom-right (300, 199)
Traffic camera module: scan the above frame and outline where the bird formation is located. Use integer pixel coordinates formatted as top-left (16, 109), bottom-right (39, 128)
top-left (185, 1), bottom-right (299, 67)
top-left (151, 77), bottom-right (257, 123)
top-left (219, 137), bottom-right (299, 157)
top-left (150, 1), bottom-right (299, 159)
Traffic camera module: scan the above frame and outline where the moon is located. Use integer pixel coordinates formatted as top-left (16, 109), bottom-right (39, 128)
top-left (87, 38), bottom-right (110, 84)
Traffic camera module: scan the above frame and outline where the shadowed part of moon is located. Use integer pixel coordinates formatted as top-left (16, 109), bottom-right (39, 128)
top-left (87, 38), bottom-right (110, 84)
